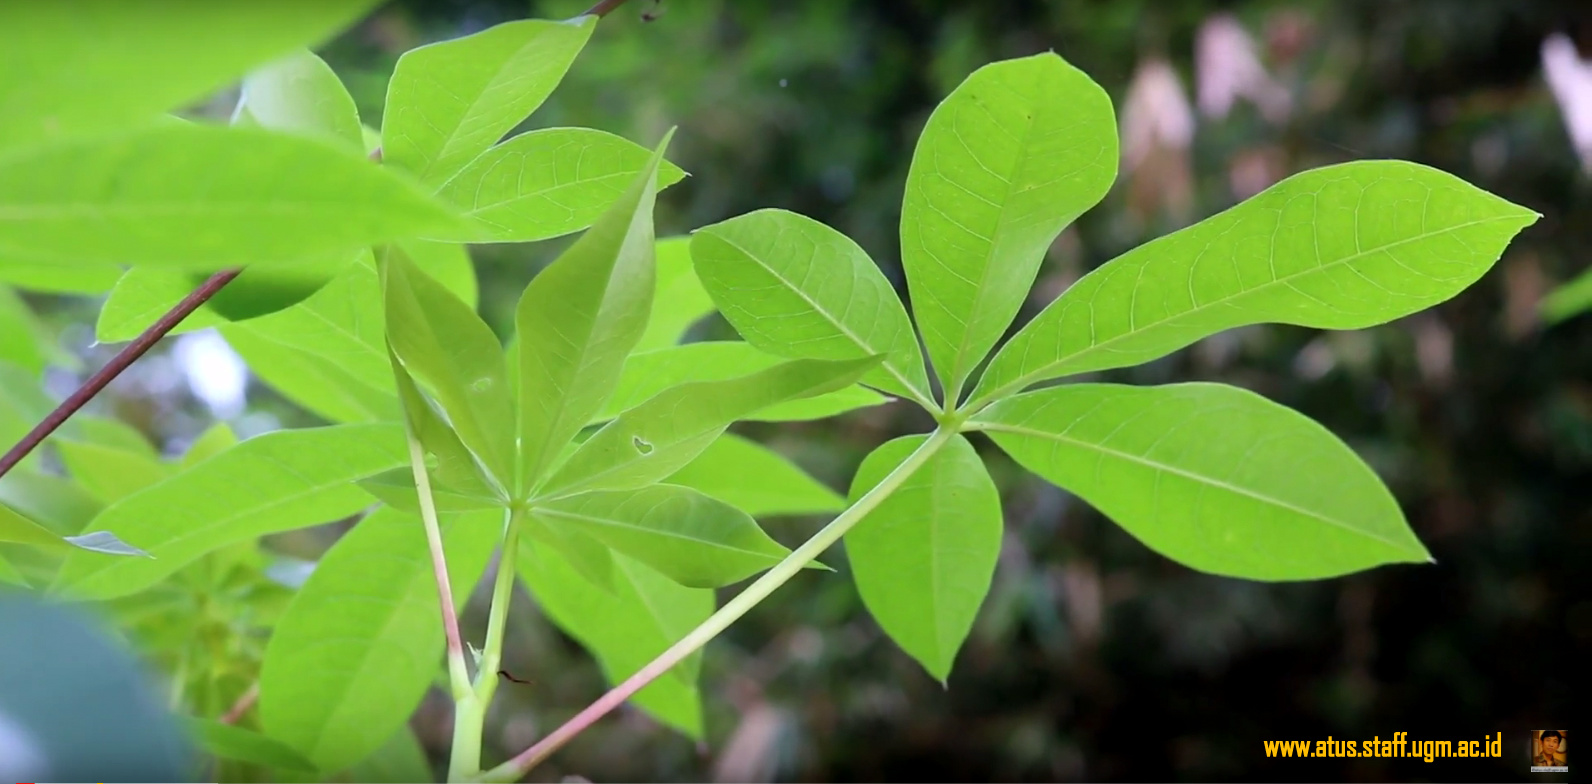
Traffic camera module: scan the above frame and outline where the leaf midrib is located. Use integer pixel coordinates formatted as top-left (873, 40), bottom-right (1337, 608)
top-left (537, 506), bottom-right (775, 561)
top-left (979, 420), bottom-right (1417, 554)
top-left (981, 212), bottom-right (1529, 403)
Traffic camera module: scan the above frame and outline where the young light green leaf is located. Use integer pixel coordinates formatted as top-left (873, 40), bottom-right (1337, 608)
top-left (355, 467), bottom-right (499, 514)
top-left (220, 323), bottom-right (400, 424)
top-left (437, 127), bottom-right (686, 243)
top-left (73, 415), bottom-right (158, 457)
top-left (544, 355), bottom-right (882, 496)
top-left (534, 484), bottom-right (791, 588)
top-left (260, 506), bottom-right (499, 773)
top-left (56, 440), bottom-right (171, 503)
top-left (599, 342), bottom-right (891, 423)
top-left (636, 237), bottom-right (715, 351)
top-left (0, 284), bottom-right (49, 373)
top-left (519, 543), bottom-right (709, 737)
top-left (0, 258), bottom-right (123, 294)
top-left (181, 422), bottom-right (240, 469)
top-left (383, 16), bottom-right (597, 188)
top-left (97, 268), bottom-right (227, 343)
top-left (1541, 265), bottom-right (1592, 324)
top-left (845, 433), bottom-right (1001, 683)
top-left (345, 726), bottom-right (434, 783)
top-left (0, 0), bottom-right (381, 149)
top-left (234, 50), bottom-right (363, 151)
top-left (692, 209), bottom-right (933, 407)
top-left (664, 433), bottom-right (845, 517)
top-left (900, 52), bottom-right (1117, 401)
top-left (382, 246), bottom-right (514, 481)
top-left (389, 345), bottom-right (498, 500)
top-left (1, 502), bottom-right (149, 558)
top-left (515, 132), bottom-right (672, 493)
top-left (0, 125), bottom-right (470, 270)
top-left (973, 383), bottom-right (1433, 580)
top-left (971, 161), bottom-right (1541, 407)
top-left (51, 423), bottom-right (408, 599)
top-left (527, 518), bottom-right (616, 593)
top-left (0, 468), bottom-right (102, 534)
top-left (186, 718), bottom-right (319, 774)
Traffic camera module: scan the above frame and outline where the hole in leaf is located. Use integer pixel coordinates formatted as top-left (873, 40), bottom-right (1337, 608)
top-left (632, 436), bottom-right (654, 455)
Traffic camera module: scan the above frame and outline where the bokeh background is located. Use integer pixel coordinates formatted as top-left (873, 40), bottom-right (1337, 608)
top-left (14, 0), bottom-right (1591, 781)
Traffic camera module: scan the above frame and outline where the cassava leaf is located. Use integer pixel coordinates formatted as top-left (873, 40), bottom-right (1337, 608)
top-left (527, 518), bottom-right (616, 593)
top-left (355, 468), bottom-right (499, 514)
top-left (845, 433), bottom-right (1001, 683)
top-left (515, 132), bottom-right (672, 494)
top-left (233, 49), bottom-right (363, 151)
top-left (0, 0), bottom-right (381, 148)
top-left (970, 161), bottom-right (1540, 407)
top-left (900, 52), bottom-right (1118, 401)
top-left (0, 125), bottom-right (471, 271)
top-left (259, 506), bottom-right (499, 773)
top-left (692, 209), bottom-right (933, 408)
top-left (533, 484), bottom-right (791, 588)
top-left (1, 502), bottom-right (148, 558)
top-left (383, 16), bottom-right (596, 188)
top-left (664, 432), bottom-right (845, 517)
top-left (436, 127), bottom-right (686, 243)
top-left (56, 440), bottom-right (171, 504)
top-left (186, 718), bottom-right (318, 774)
top-left (543, 355), bottom-right (883, 496)
top-left (636, 237), bottom-right (715, 351)
top-left (519, 543), bottom-right (709, 737)
top-left (382, 245), bottom-right (513, 482)
top-left (973, 383), bottom-right (1433, 580)
top-left (1541, 265), bottom-right (1592, 324)
top-left (51, 423), bottom-right (407, 599)
top-left (599, 342), bottom-right (891, 423)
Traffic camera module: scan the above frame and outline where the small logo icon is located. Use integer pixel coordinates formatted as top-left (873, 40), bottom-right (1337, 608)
top-left (1531, 729), bottom-right (1568, 773)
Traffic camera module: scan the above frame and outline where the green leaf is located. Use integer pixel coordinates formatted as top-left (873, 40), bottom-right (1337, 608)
top-left (520, 544), bottom-right (708, 737)
top-left (382, 246), bottom-right (514, 481)
top-left (900, 52), bottom-right (1118, 400)
top-left (234, 50), bottom-right (363, 151)
top-left (692, 209), bottom-right (933, 407)
top-left (973, 383), bottom-right (1433, 580)
top-left (534, 484), bottom-right (791, 588)
top-left (0, 284), bottom-right (49, 373)
top-left (971, 161), bottom-right (1541, 407)
top-left (345, 726), bottom-right (434, 783)
top-left (636, 237), bottom-right (715, 351)
top-left (181, 423), bottom-right (240, 469)
top-left (355, 468), bottom-right (499, 514)
top-left (599, 342), bottom-right (891, 423)
top-left (56, 440), bottom-right (171, 503)
top-left (515, 133), bottom-right (672, 493)
top-left (845, 433), bottom-right (1001, 683)
top-left (0, 258), bottom-right (123, 294)
top-left (401, 238), bottom-right (479, 310)
top-left (544, 355), bottom-right (882, 496)
top-left (51, 423), bottom-right (408, 599)
top-left (0, 124), bottom-right (469, 271)
top-left (526, 519), bottom-right (616, 592)
top-left (220, 323), bottom-right (399, 423)
top-left (72, 415), bottom-right (158, 457)
top-left (1, 501), bottom-right (149, 557)
top-left (1541, 265), bottom-right (1592, 324)
top-left (0, 469), bottom-right (102, 534)
top-left (259, 506), bottom-right (499, 773)
top-left (97, 268), bottom-right (227, 343)
top-left (0, 0), bottom-right (381, 149)
top-left (383, 16), bottom-right (597, 188)
top-left (437, 127), bottom-right (686, 243)
top-left (186, 718), bottom-right (318, 774)
top-left (389, 345), bottom-right (498, 500)
top-left (664, 433), bottom-right (844, 517)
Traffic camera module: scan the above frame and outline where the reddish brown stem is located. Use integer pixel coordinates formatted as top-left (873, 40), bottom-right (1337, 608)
top-left (582, 0), bottom-right (635, 18)
top-left (219, 681), bottom-right (260, 725)
top-left (0, 268), bottom-right (241, 480)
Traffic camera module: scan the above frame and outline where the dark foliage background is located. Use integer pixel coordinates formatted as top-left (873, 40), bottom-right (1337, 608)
top-left (32, 0), bottom-right (1591, 781)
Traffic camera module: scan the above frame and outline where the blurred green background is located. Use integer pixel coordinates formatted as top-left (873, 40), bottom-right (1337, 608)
top-left (19, 0), bottom-right (1592, 780)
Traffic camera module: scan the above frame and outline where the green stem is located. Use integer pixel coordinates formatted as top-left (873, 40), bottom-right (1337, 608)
top-left (405, 435), bottom-right (473, 701)
top-left (449, 507), bottom-right (524, 781)
top-left (475, 427), bottom-right (957, 783)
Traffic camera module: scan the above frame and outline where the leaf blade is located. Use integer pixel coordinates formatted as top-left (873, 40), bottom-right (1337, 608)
top-left (663, 433), bottom-right (844, 517)
top-left (692, 209), bottom-right (933, 407)
top-left (901, 52), bottom-right (1118, 399)
top-left (974, 383), bottom-right (1432, 580)
top-left (845, 434), bottom-right (1002, 682)
top-left (972, 161), bottom-right (1540, 405)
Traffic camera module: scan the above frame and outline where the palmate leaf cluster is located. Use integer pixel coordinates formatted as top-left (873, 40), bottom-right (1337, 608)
top-left (0, 3), bottom-right (1536, 780)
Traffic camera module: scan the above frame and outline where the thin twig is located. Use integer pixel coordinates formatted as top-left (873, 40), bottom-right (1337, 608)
top-left (219, 681), bottom-right (260, 725)
top-left (0, 268), bottom-right (241, 480)
top-left (582, 0), bottom-right (635, 19)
